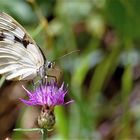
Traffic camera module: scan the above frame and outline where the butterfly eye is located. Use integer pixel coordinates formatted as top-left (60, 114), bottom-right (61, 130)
top-left (47, 62), bottom-right (52, 69)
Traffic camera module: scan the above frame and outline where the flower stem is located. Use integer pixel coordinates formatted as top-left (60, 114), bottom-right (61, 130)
top-left (41, 129), bottom-right (47, 140)
top-left (13, 128), bottom-right (41, 132)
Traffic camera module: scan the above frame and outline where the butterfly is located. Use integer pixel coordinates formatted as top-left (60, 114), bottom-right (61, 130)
top-left (0, 12), bottom-right (54, 83)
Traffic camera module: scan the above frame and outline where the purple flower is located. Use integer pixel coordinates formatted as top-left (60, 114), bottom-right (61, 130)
top-left (20, 82), bottom-right (73, 107)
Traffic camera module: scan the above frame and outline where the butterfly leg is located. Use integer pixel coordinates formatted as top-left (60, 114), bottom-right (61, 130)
top-left (47, 75), bottom-right (57, 83)
top-left (31, 79), bottom-right (42, 89)
top-left (40, 77), bottom-right (47, 85)
top-left (33, 75), bottom-right (57, 86)
top-left (31, 80), bottom-right (37, 90)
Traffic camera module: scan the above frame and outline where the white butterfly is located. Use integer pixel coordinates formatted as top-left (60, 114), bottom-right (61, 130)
top-left (0, 12), bottom-right (54, 82)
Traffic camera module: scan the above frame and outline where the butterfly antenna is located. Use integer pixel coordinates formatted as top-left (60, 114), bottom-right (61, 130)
top-left (53, 50), bottom-right (80, 61)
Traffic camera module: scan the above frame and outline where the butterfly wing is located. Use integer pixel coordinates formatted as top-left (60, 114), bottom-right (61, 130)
top-left (0, 12), bottom-right (45, 80)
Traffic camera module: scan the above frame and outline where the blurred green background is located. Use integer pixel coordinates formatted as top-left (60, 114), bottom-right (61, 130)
top-left (1, 0), bottom-right (140, 139)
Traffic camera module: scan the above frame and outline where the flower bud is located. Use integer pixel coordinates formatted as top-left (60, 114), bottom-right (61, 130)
top-left (38, 108), bottom-right (55, 130)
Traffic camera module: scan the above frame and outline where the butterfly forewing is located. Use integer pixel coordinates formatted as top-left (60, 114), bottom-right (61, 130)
top-left (0, 12), bottom-right (45, 80)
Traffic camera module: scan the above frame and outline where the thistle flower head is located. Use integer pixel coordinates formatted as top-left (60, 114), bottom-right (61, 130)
top-left (20, 81), bottom-right (73, 130)
top-left (20, 81), bottom-right (73, 107)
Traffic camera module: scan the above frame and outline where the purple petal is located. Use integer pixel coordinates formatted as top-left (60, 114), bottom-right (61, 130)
top-left (22, 85), bottom-right (32, 96)
top-left (20, 81), bottom-right (73, 107)
top-left (64, 100), bottom-right (74, 105)
top-left (59, 82), bottom-right (64, 91)
top-left (20, 98), bottom-right (37, 106)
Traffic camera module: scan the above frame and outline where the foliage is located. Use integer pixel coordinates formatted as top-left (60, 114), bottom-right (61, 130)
top-left (1, 0), bottom-right (140, 139)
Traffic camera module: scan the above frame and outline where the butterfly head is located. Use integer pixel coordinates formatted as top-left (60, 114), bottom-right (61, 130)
top-left (45, 61), bottom-right (55, 70)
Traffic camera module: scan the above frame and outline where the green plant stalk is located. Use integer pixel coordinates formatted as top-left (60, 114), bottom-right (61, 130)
top-left (13, 128), bottom-right (47, 140)
top-left (89, 46), bottom-right (121, 97)
top-left (55, 106), bottom-right (69, 139)
top-left (88, 46), bottom-right (121, 129)
top-left (14, 128), bottom-right (42, 132)
top-left (118, 64), bottom-right (132, 140)
top-left (0, 76), bottom-right (5, 88)
top-left (42, 129), bottom-right (47, 140)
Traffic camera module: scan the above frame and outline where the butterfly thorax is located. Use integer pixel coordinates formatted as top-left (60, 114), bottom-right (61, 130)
top-left (37, 65), bottom-right (46, 79)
